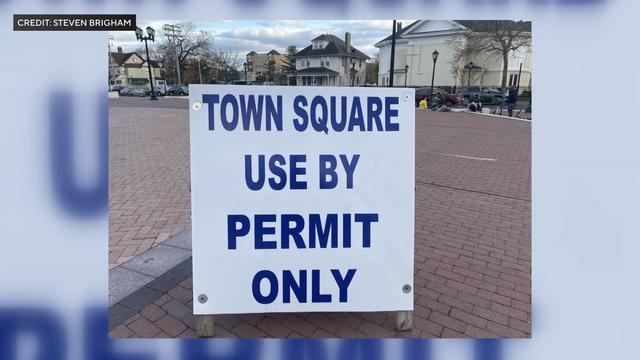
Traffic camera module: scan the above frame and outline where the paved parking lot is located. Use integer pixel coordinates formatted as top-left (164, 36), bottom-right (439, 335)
top-left (109, 98), bottom-right (530, 338)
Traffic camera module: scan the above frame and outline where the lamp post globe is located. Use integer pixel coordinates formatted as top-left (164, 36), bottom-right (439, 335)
top-left (146, 26), bottom-right (155, 41)
top-left (404, 64), bottom-right (409, 87)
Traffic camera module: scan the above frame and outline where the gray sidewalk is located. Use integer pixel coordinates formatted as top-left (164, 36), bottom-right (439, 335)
top-left (109, 228), bottom-right (191, 306)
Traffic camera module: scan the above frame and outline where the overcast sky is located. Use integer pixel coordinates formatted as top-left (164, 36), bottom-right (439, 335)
top-left (109, 20), bottom-right (413, 58)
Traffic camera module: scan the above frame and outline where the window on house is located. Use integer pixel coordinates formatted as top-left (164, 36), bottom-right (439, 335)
top-left (326, 58), bottom-right (330, 67)
top-left (306, 59), bottom-right (310, 67)
top-left (320, 57), bottom-right (324, 67)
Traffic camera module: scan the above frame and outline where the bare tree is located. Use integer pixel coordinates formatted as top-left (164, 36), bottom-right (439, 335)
top-left (366, 52), bottom-right (380, 85)
top-left (451, 21), bottom-right (531, 92)
top-left (214, 49), bottom-right (242, 83)
top-left (158, 22), bottom-right (213, 84)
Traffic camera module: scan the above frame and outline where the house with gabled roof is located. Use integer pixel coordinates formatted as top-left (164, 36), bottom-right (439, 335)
top-left (375, 20), bottom-right (531, 92)
top-left (109, 47), bottom-right (165, 89)
top-left (291, 32), bottom-right (369, 86)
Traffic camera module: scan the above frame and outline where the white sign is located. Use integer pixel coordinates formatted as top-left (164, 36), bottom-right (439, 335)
top-left (189, 85), bottom-right (415, 314)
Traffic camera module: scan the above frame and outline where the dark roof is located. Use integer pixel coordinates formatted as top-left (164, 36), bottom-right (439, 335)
top-left (295, 34), bottom-right (369, 60)
top-left (110, 51), bottom-right (160, 68)
top-left (311, 34), bottom-right (331, 42)
top-left (109, 51), bottom-right (137, 66)
top-left (267, 49), bottom-right (281, 55)
top-left (296, 67), bottom-right (339, 76)
top-left (123, 61), bottom-right (160, 69)
top-left (246, 51), bottom-right (257, 56)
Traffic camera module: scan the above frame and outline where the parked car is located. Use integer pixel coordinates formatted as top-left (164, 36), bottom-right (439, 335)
top-left (145, 87), bottom-right (165, 97)
top-left (227, 80), bottom-right (249, 85)
top-left (414, 87), bottom-right (461, 107)
top-left (459, 86), bottom-right (504, 105)
top-left (119, 87), bottom-right (146, 97)
top-left (166, 85), bottom-right (189, 96)
top-left (110, 85), bottom-right (125, 93)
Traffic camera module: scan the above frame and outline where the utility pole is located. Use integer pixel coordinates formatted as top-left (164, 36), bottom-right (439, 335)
top-left (163, 24), bottom-right (183, 85)
top-left (389, 20), bottom-right (396, 87)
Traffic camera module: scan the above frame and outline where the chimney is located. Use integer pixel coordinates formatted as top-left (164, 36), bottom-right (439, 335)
top-left (345, 32), bottom-right (351, 53)
top-left (345, 32), bottom-right (351, 85)
top-left (117, 46), bottom-right (123, 53)
top-left (397, 22), bottom-right (402, 33)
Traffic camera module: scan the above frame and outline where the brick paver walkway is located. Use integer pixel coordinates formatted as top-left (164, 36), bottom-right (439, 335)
top-left (109, 100), bottom-right (531, 338)
top-left (109, 106), bottom-right (191, 268)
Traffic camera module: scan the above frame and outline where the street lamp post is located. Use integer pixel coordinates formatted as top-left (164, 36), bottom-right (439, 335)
top-left (404, 64), bottom-right (409, 87)
top-left (430, 50), bottom-right (439, 98)
top-left (243, 62), bottom-right (248, 83)
top-left (467, 61), bottom-right (474, 88)
top-left (135, 26), bottom-right (158, 100)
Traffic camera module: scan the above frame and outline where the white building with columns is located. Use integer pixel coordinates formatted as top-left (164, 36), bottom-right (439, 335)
top-left (375, 20), bottom-right (531, 92)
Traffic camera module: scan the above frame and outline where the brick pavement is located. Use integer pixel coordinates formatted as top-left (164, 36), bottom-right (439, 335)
top-left (109, 107), bottom-right (191, 268)
top-left (109, 101), bottom-right (530, 338)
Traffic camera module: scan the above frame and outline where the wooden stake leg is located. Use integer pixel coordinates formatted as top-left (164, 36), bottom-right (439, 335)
top-left (395, 311), bottom-right (413, 331)
top-left (196, 315), bottom-right (215, 338)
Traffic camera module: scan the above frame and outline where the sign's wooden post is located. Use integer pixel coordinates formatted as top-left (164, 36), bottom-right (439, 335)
top-left (196, 315), bottom-right (215, 337)
top-left (395, 310), bottom-right (413, 331)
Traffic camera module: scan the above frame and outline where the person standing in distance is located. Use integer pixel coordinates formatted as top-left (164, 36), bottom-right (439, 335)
top-left (507, 86), bottom-right (518, 117)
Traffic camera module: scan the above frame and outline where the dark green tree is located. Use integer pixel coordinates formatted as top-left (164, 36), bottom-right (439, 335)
top-left (281, 45), bottom-right (297, 74)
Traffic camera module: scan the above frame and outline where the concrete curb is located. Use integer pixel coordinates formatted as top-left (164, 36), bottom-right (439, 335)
top-left (464, 109), bottom-right (532, 122)
top-left (108, 257), bottom-right (192, 331)
top-left (109, 228), bottom-right (192, 307)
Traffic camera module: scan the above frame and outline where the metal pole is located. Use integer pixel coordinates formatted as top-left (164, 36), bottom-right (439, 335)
top-left (197, 58), bottom-right (202, 84)
top-left (144, 38), bottom-right (157, 100)
top-left (430, 58), bottom-right (437, 98)
top-left (389, 20), bottom-right (396, 87)
top-left (108, 35), bottom-right (114, 88)
top-left (516, 62), bottom-right (523, 93)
